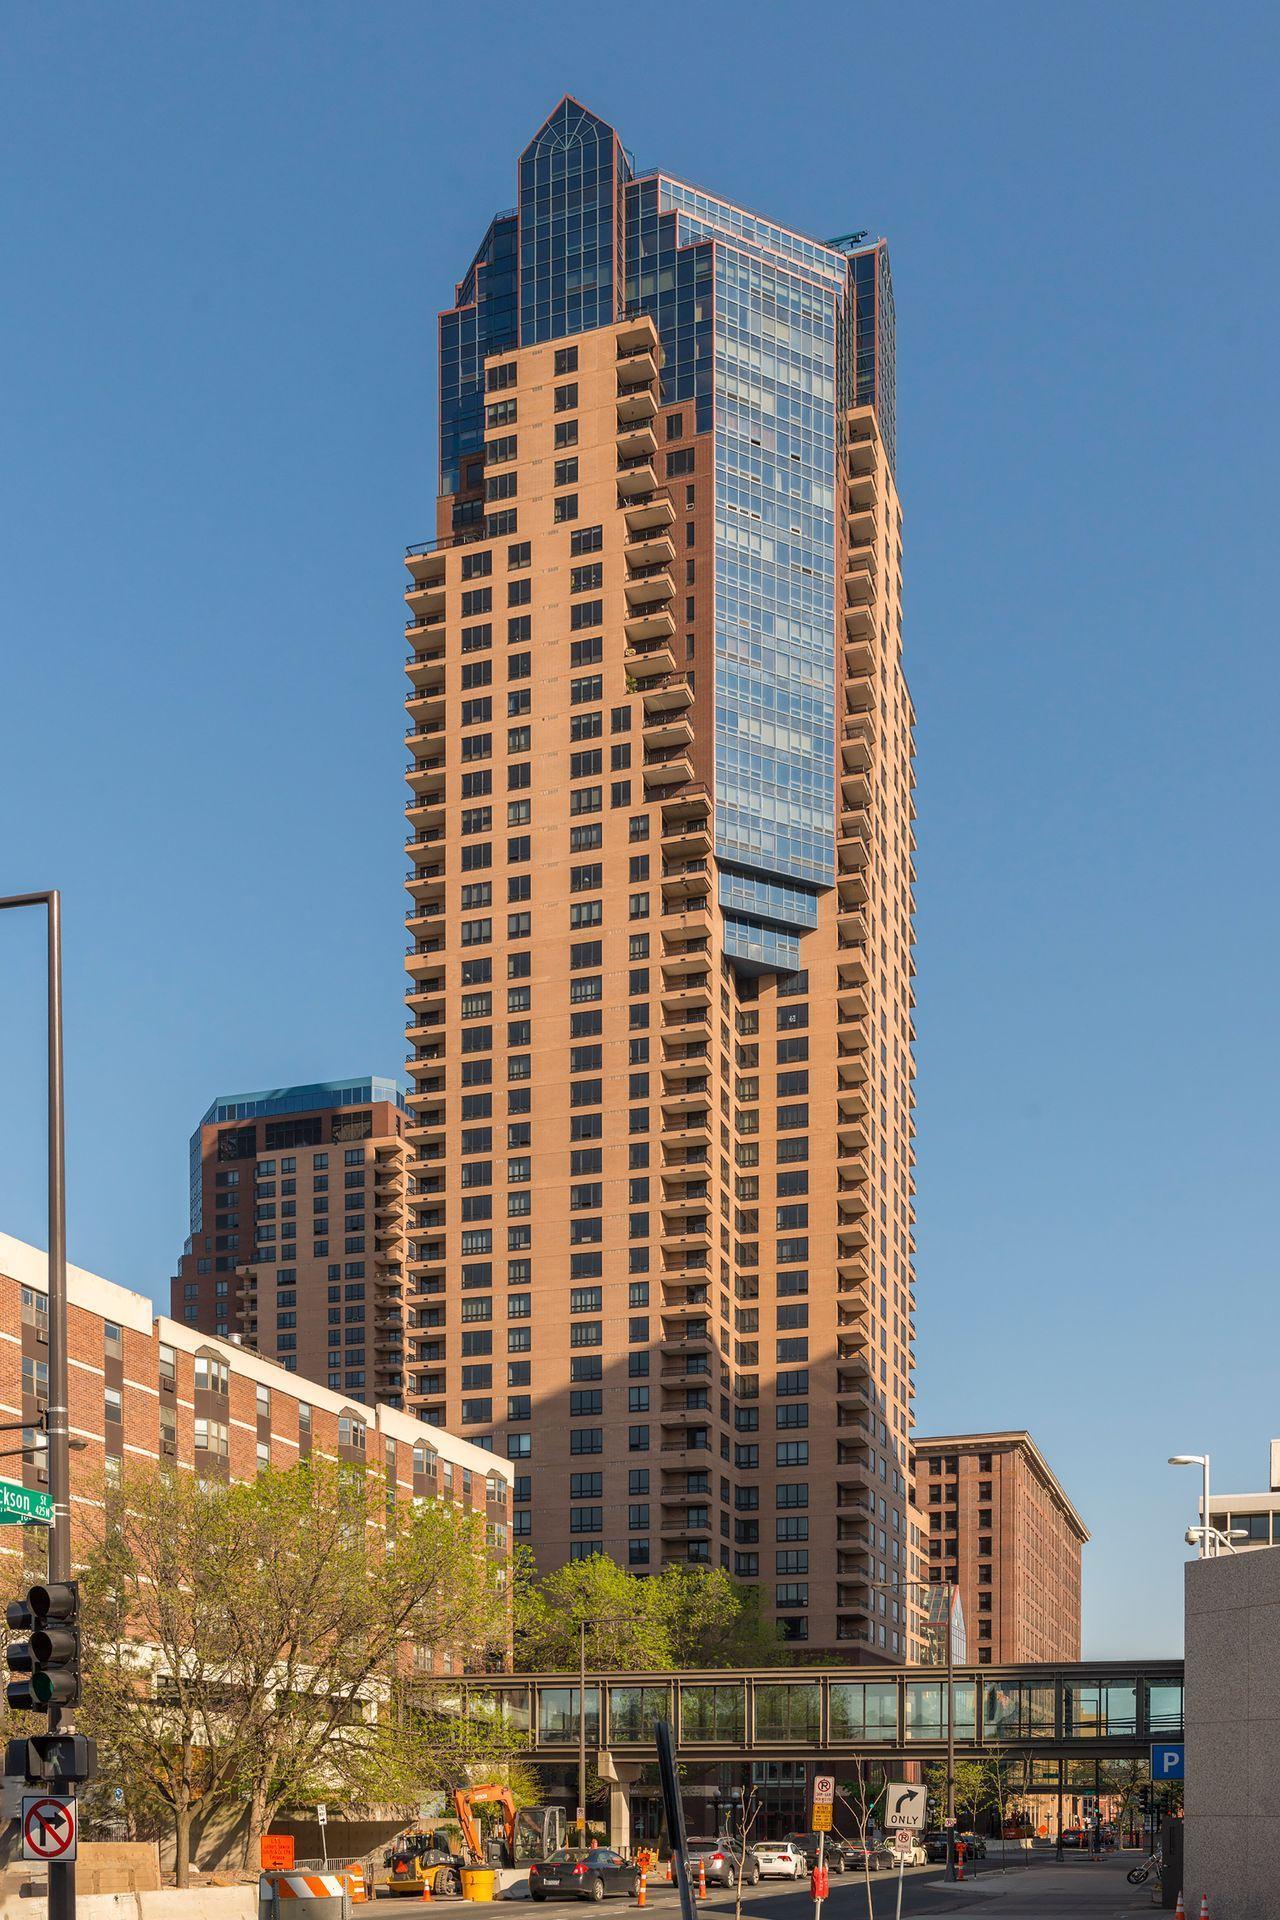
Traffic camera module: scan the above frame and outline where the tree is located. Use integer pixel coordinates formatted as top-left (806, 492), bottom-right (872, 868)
top-left (839, 1763), bottom-right (887, 1920)
top-left (728, 1785), bottom-right (762, 1920)
top-left (512, 1550), bottom-right (784, 1671)
top-left (80, 1461), bottom-right (506, 1882)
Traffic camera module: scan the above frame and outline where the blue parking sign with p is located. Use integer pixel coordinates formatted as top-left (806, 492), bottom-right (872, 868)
top-left (1151, 1743), bottom-right (1184, 1780)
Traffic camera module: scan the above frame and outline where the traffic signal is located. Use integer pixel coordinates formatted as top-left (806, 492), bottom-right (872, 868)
top-left (6, 1581), bottom-right (80, 1710)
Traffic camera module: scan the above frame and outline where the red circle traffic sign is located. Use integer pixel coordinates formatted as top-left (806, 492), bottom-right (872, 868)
top-left (24, 1797), bottom-right (76, 1860)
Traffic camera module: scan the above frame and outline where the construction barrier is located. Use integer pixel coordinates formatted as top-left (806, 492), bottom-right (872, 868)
top-left (460, 1871), bottom-right (496, 1903)
top-left (259, 1871), bottom-right (351, 1920)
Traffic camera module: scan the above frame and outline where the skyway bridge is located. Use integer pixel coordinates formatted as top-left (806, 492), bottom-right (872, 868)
top-left (423, 1658), bottom-right (1184, 1772)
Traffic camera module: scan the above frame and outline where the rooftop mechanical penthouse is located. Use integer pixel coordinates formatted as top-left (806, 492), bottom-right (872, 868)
top-left (404, 99), bottom-right (916, 1656)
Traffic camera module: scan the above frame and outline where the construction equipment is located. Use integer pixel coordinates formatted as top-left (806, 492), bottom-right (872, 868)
top-left (380, 1791), bottom-right (567, 1896)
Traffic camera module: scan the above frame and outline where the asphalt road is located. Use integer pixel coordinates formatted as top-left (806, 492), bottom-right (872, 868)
top-left (386, 1852), bottom-right (1156, 1919)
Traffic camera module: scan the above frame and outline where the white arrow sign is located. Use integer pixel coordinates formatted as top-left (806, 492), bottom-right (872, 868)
top-left (885, 1783), bottom-right (928, 1831)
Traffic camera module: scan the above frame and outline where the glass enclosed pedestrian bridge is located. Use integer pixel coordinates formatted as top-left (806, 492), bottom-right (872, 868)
top-left (418, 1660), bottom-right (1183, 1766)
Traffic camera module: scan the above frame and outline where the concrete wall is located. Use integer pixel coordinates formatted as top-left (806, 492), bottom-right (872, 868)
top-left (1184, 1547), bottom-right (1280, 1917)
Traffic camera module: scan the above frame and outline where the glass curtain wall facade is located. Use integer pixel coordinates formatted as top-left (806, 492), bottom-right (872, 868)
top-left (403, 97), bottom-right (916, 1656)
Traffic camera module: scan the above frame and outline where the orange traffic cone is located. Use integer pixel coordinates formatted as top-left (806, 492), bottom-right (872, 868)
top-left (697, 1860), bottom-right (707, 1900)
top-left (1199, 1899), bottom-right (1210, 1919)
top-left (637, 1870), bottom-right (647, 1908)
top-left (1173, 1897), bottom-right (1184, 1919)
top-left (419, 1874), bottom-right (433, 1902)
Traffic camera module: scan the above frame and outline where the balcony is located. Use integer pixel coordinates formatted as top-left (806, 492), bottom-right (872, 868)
top-left (617, 421), bottom-right (658, 461)
top-left (405, 578), bottom-right (446, 616)
top-left (405, 946), bottom-right (445, 977)
top-left (837, 983), bottom-right (870, 1024)
top-left (617, 386), bottom-right (658, 426)
top-left (625, 566), bottom-right (675, 608)
top-left (845, 561), bottom-right (875, 606)
top-left (848, 503), bottom-right (876, 544)
top-left (405, 766), bottom-right (446, 804)
top-left (625, 604), bottom-right (677, 645)
top-left (626, 531), bottom-right (676, 571)
top-left (661, 782), bottom-right (711, 824)
top-left (405, 654), bottom-right (445, 694)
top-left (847, 470), bottom-right (877, 510)
top-left (844, 601), bottom-right (875, 640)
top-left (837, 1083), bottom-right (869, 1119)
top-left (661, 860), bottom-right (709, 905)
top-left (643, 714), bottom-right (694, 753)
top-left (616, 344), bottom-right (659, 388)
top-left (848, 435), bottom-right (876, 475)
top-left (844, 637), bottom-right (874, 679)
top-left (624, 642), bottom-right (677, 681)
top-left (405, 865), bottom-right (446, 904)
top-left (837, 869), bottom-right (868, 908)
top-left (617, 457), bottom-right (658, 497)
top-left (624, 493), bottom-right (676, 536)
top-left (641, 675), bottom-right (692, 720)
top-left (643, 749), bottom-right (694, 791)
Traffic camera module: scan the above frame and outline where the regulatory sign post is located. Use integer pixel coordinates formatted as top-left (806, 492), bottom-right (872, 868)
top-left (884, 1784), bottom-right (926, 1920)
top-left (811, 1776), bottom-right (834, 1920)
top-left (22, 1794), bottom-right (77, 1864)
top-left (316, 1804), bottom-right (328, 1867)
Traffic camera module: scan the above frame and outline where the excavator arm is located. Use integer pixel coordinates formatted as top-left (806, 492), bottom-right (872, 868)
top-left (452, 1784), bottom-right (518, 1866)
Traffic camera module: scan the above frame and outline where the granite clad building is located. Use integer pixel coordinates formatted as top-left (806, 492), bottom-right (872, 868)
top-left (3, 1228), bottom-right (510, 1670)
top-left (171, 1078), bottom-right (409, 1405)
top-left (913, 1430), bottom-right (1088, 1663)
top-left (403, 98), bottom-right (916, 1655)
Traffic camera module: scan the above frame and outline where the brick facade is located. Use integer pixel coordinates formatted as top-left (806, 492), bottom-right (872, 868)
top-left (913, 1430), bottom-right (1088, 1663)
top-left (2, 1230), bottom-right (511, 1669)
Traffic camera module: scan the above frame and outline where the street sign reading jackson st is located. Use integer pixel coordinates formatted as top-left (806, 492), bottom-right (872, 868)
top-left (0, 1479), bottom-right (55, 1526)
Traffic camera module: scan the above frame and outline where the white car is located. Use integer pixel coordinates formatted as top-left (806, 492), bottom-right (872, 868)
top-left (753, 1842), bottom-right (806, 1880)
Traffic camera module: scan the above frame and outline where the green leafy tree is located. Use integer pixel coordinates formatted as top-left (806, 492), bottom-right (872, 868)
top-left (80, 1462), bottom-right (506, 1883)
top-left (512, 1550), bottom-right (784, 1671)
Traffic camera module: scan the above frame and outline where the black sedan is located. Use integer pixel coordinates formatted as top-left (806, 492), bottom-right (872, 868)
top-left (529, 1850), bottom-right (640, 1902)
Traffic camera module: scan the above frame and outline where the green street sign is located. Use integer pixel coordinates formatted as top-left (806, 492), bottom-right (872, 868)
top-left (0, 1480), bottom-right (55, 1527)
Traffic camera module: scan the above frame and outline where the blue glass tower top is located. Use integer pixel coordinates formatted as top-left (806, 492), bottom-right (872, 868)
top-left (438, 101), bottom-right (896, 968)
top-left (518, 99), bottom-right (631, 345)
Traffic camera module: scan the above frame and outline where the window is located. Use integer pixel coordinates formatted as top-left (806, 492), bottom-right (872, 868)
top-left (554, 495), bottom-right (579, 524)
top-left (554, 346), bottom-right (578, 374)
top-left (554, 383), bottom-right (578, 411)
top-left (570, 525), bottom-right (603, 556)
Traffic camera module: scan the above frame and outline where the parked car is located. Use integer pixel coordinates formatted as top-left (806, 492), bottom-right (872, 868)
top-left (955, 1833), bottom-right (987, 1859)
top-left (1059, 1827), bottom-right (1085, 1849)
top-left (841, 1841), bottom-right (894, 1872)
top-left (922, 1832), bottom-right (951, 1863)
top-left (684, 1838), bottom-right (758, 1887)
top-left (783, 1832), bottom-right (844, 1873)
top-left (752, 1840), bottom-right (807, 1880)
top-left (529, 1849), bottom-right (640, 1902)
top-left (886, 1838), bottom-right (927, 1867)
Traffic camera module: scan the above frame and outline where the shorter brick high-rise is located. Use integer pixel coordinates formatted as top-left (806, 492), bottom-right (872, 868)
top-left (912, 1430), bottom-right (1088, 1663)
top-left (171, 1077), bottom-right (408, 1406)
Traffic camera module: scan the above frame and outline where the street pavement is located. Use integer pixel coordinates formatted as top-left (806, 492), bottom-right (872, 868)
top-left (382, 1853), bottom-right (1156, 1919)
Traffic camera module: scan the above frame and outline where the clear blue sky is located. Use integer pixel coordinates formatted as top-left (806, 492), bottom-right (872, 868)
top-left (2, 2), bottom-right (1276, 1658)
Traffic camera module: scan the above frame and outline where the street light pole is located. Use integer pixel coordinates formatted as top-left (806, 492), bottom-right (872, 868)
top-left (578, 1617), bottom-right (587, 1847)
top-left (1169, 1454), bottom-right (1213, 1558)
top-left (945, 1592), bottom-right (956, 1884)
top-left (0, 891), bottom-right (73, 1920)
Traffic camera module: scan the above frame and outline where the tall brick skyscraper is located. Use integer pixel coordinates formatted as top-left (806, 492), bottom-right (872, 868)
top-left (404, 99), bottom-right (915, 1655)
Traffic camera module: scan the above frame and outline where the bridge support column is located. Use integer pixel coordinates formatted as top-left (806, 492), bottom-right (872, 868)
top-left (603, 1761), bottom-right (642, 1854)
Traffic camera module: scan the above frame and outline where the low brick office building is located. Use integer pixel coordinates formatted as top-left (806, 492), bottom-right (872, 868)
top-left (0, 1228), bottom-right (511, 1669)
top-left (912, 1429), bottom-right (1088, 1663)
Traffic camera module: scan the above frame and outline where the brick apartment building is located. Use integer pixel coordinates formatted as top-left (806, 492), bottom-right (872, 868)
top-left (3, 1229), bottom-right (510, 1665)
top-left (913, 1430), bottom-right (1088, 1663)
top-left (171, 1078), bottom-right (410, 1407)
top-left (401, 97), bottom-right (917, 1657)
